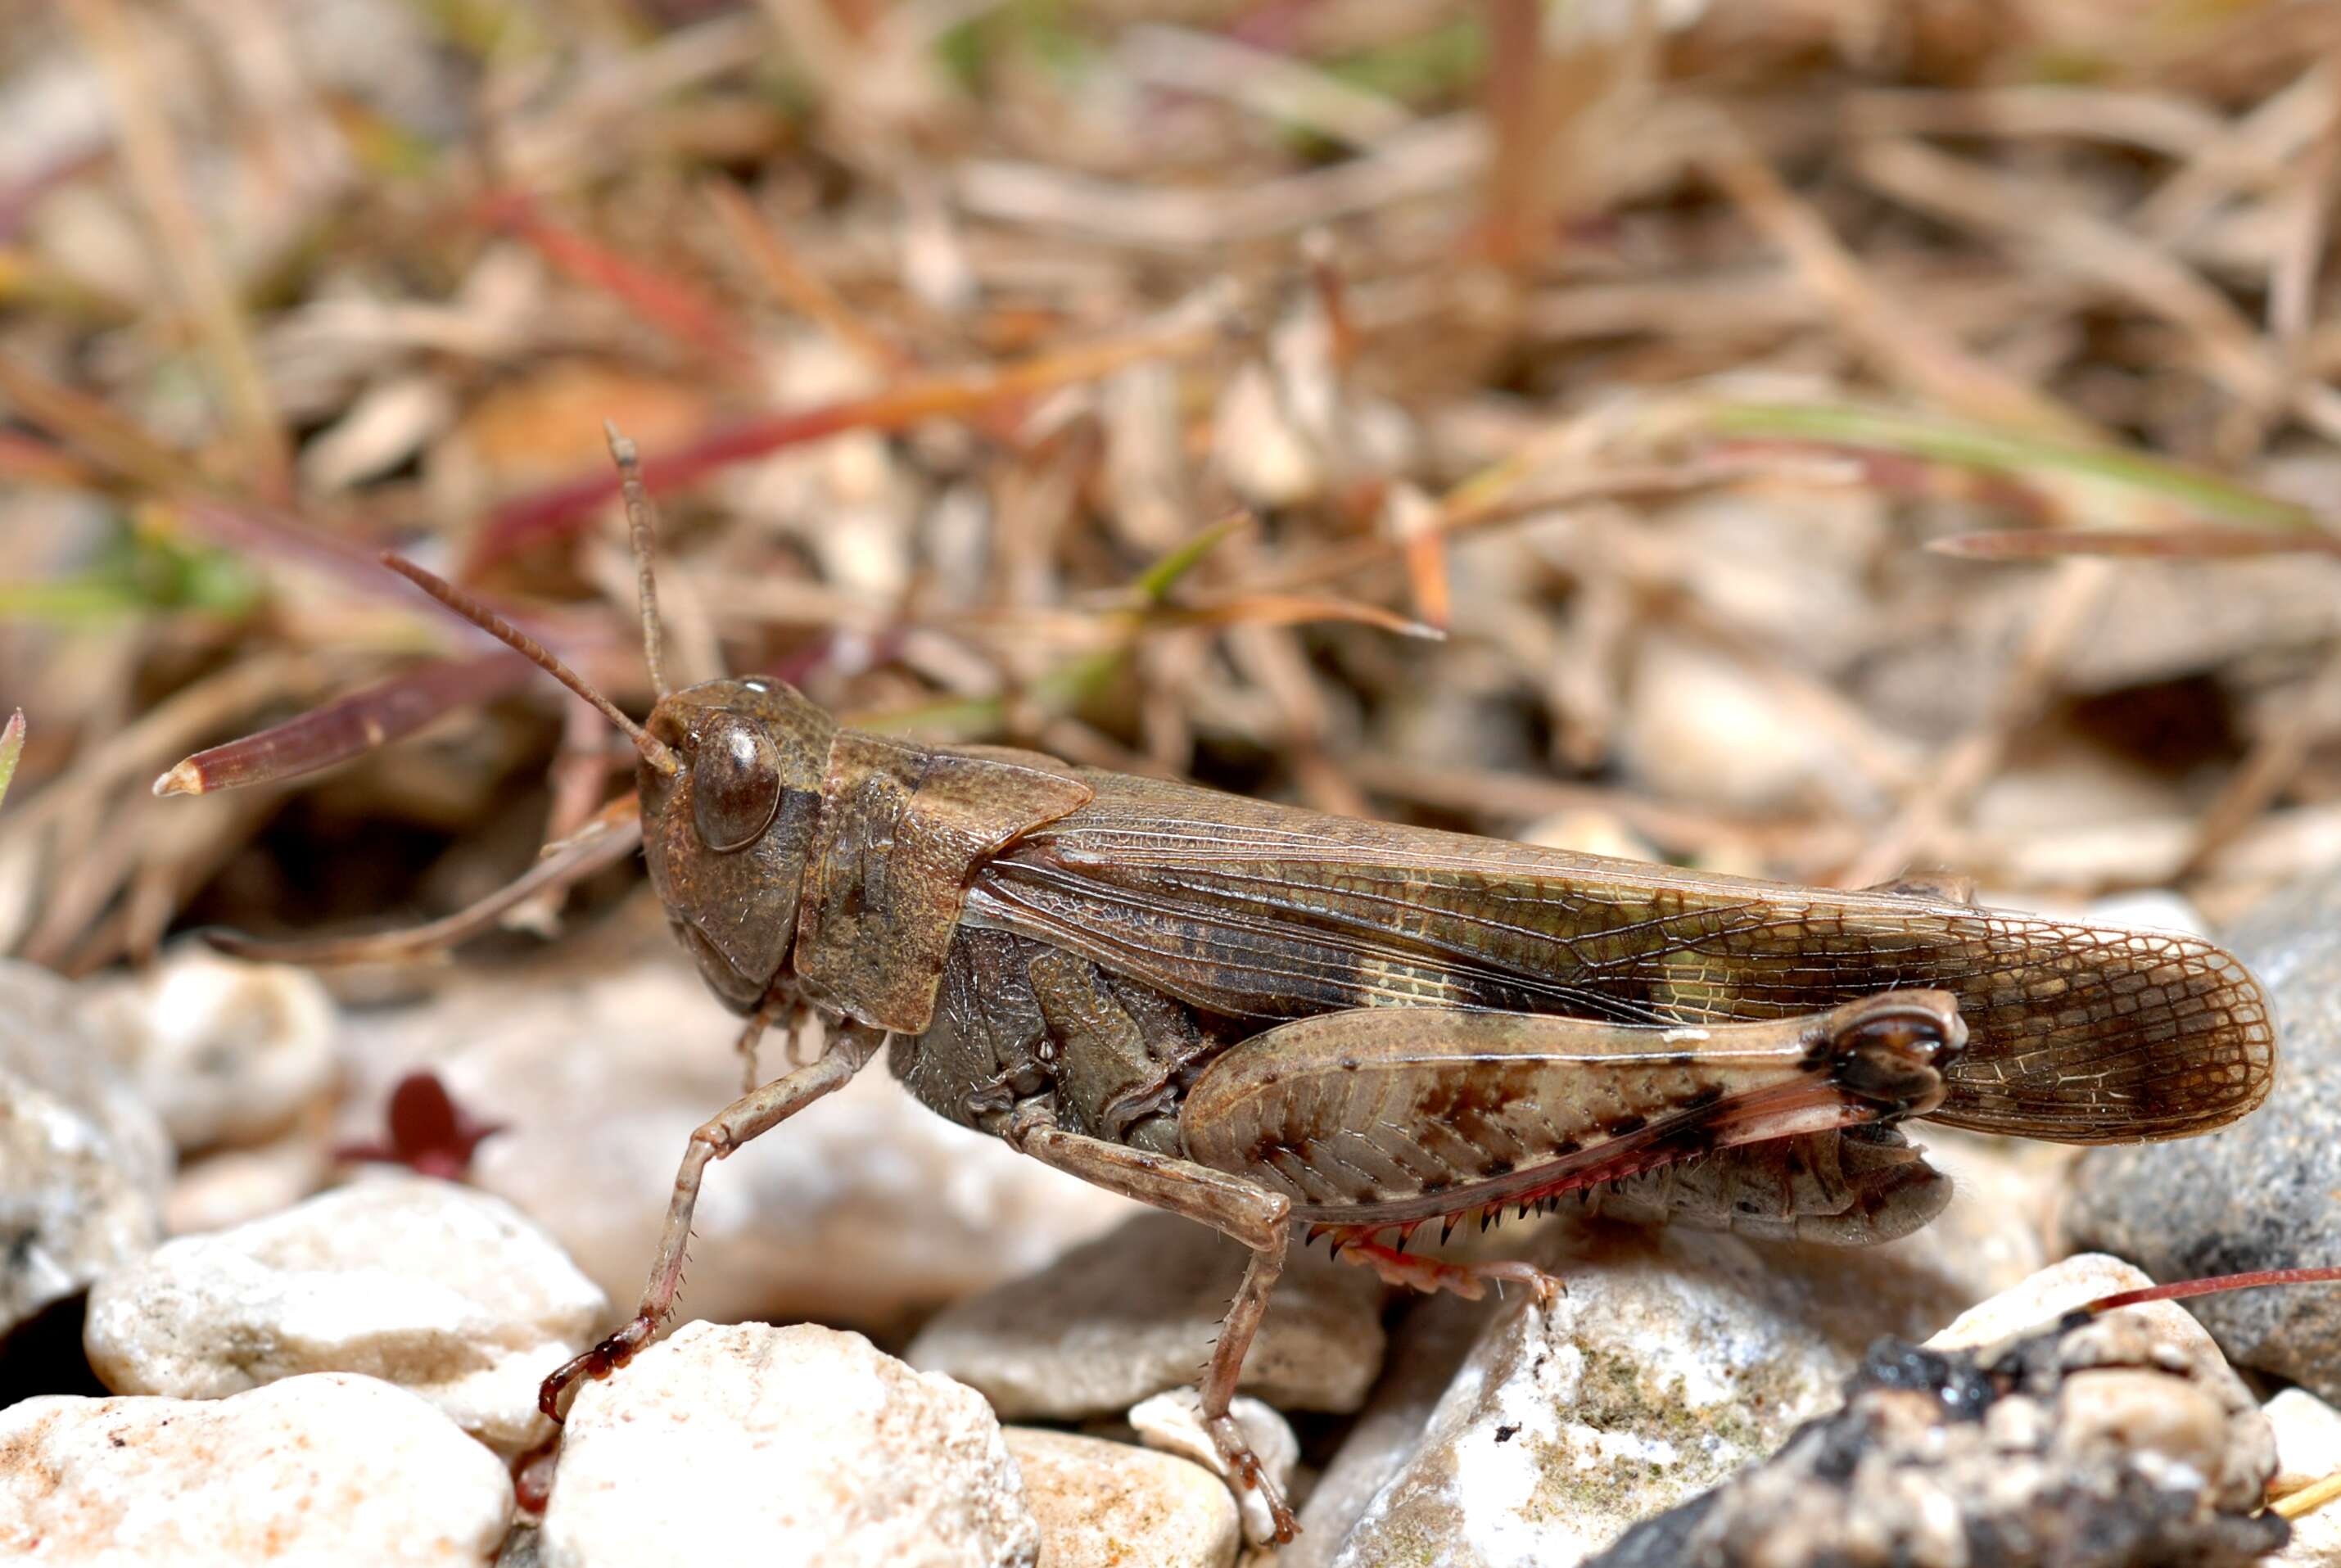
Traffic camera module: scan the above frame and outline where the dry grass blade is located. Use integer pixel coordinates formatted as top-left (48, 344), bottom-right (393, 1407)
top-left (1852, 139), bottom-right (2287, 415)
top-left (64, 0), bottom-right (287, 494)
top-left (1143, 594), bottom-right (1443, 639)
top-left (201, 810), bottom-right (644, 966)
top-left (151, 653), bottom-right (536, 798)
top-left (482, 192), bottom-right (754, 373)
top-left (472, 310), bottom-right (1235, 568)
top-left (0, 711), bottom-right (23, 815)
top-left (1837, 559), bottom-right (2113, 890)
top-left (703, 180), bottom-right (906, 372)
top-left (1708, 402), bottom-right (2316, 531)
top-left (1118, 23), bottom-right (1414, 150)
top-left (1931, 528), bottom-right (2341, 561)
top-left (1, 652), bottom-right (327, 841)
top-left (377, 554), bottom-right (680, 776)
top-left (0, 350), bottom-right (210, 495)
top-left (954, 116), bottom-right (1486, 251)
top-left (1236, 454), bottom-right (1796, 598)
top-left (1704, 132), bottom-right (2094, 441)
top-left (2275, 1468), bottom-right (2341, 1522)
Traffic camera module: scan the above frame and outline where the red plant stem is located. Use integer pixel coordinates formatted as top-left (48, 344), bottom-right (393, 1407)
top-left (479, 191), bottom-right (752, 371)
top-left (469, 321), bottom-right (1224, 571)
top-left (2084, 1266), bottom-right (2341, 1316)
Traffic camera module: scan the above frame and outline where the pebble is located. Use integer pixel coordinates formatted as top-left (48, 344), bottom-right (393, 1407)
top-left (2082, 888), bottom-right (2212, 938)
top-left (1616, 634), bottom-right (1879, 815)
top-left (97, 945), bottom-right (339, 1150)
top-left (1211, 362), bottom-right (1323, 509)
top-left (1287, 1295), bottom-right (1494, 1568)
top-left (1004, 1428), bottom-right (1237, 1568)
top-left (84, 1173), bottom-right (606, 1455)
top-left (1323, 1214), bottom-right (1969, 1568)
top-left (335, 915), bottom-right (1136, 1332)
top-left (164, 1127), bottom-right (332, 1236)
top-left (2266, 1389), bottom-right (2341, 1566)
top-left (1128, 1388), bottom-right (1299, 1548)
top-left (1587, 1277), bottom-right (2280, 1568)
top-left (539, 1321), bottom-right (1039, 1568)
top-left (0, 960), bottom-right (170, 1335)
top-left (1925, 1253), bottom-right (2194, 1355)
top-left (0, 1371), bottom-right (513, 1566)
top-left (906, 1210), bottom-right (1387, 1420)
top-left (2063, 869), bottom-right (2341, 1403)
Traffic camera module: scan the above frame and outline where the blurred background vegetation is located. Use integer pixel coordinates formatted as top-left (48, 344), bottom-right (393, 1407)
top-left (2, 0), bottom-right (2339, 978)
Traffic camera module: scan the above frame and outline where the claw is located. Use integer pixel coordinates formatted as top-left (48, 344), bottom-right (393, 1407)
top-left (537, 1315), bottom-right (656, 1422)
top-left (1206, 1408), bottom-right (1300, 1544)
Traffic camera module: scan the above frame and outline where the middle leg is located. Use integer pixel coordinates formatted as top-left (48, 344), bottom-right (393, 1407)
top-left (1007, 1113), bottom-right (1300, 1543)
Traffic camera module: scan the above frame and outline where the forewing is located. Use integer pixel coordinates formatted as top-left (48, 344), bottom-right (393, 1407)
top-left (969, 774), bottom-right (2273, 1143)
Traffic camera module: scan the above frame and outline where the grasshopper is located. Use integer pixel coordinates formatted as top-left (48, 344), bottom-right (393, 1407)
top-left (181, 448), bottom-right (2275, 1539)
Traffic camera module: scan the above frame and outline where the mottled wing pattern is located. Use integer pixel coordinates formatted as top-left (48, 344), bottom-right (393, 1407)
top-left (969, 775), bottom-right (2273, 1143)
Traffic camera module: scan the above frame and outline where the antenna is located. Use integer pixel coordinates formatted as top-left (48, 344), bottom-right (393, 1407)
top-left (604, 422), bottom-right (669, 698)
top-left (378, 554), bottom-right (680, 776)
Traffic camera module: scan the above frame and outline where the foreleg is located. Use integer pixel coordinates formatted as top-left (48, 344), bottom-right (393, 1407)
top-left (537, 1019), bottom-right (884, 1421)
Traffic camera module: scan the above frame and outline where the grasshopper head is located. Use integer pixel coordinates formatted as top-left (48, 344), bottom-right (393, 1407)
top-left (639, 678), bottom-right (838, 1011)
top-left (364, 436), bottom-right (845, 1015)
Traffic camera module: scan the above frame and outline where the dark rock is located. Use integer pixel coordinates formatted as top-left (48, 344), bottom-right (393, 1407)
top-left (2063, 873), bottom-right (2341, 1401)
top-left (1585, 1309), bottom-right (2283, 1568)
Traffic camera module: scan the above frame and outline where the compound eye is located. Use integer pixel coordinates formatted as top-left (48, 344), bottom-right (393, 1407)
top-left (690, 712), bottom-right (782, 852)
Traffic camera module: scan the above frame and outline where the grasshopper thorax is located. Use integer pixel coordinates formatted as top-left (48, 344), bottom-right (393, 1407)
top-left (639, 678), bottom-right (838, 1012)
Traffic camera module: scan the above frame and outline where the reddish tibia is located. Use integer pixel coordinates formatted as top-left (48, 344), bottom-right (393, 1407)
top-left (1334, 1239), bottom-right (1561, 1301)
top-left (1306, 1066), bottom-right (1888, 1233)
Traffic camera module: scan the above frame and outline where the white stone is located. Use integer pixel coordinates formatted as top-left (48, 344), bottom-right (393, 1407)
top-left (1211, 364), bottom-right (1322, 508)
top-left (1293, 1294), bottom-right (1494, 1565)
top-left (1616, 634), bottom-right (1880, 815)
top-left (1130, 1388), bottom-right (1299, 1548)
top-left (1662, 490), bottom-right (1877, 659)
top-left (2266, 1389), bottom-right (2341, 1566)
top-left (2082, 888), bottom-right (2212, 938)
top-left (907, 1210), bottom-right (1387, 1419)
top-left (97, 945), bottom-right (340, 1151)
top-left (337, 915), bottom-right (1137, 1332)
top-left (1325, 1216), bottom-right (1987, 1568)
top-left (1925, 1252), bottom-right (2219, 1364)
top-left (540, 1321), bottom-right (1039, 1568)
top-left (84, 1173), bottom-right (605, 1455)
top-left (0, 960), bottom-right (171, 1334)
top-left (165, 1131), bottom-right (331, 1236)
top-left (0, 1372), bottom-right (513, 1566)
top-left (1004, 1428), bottom-right (1238, 1568)
top-left (1517, 809), bottom-right (1660, 865)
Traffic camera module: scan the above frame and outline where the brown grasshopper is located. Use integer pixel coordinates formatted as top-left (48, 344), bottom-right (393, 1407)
top-left (180, 450), bottom-right (2275, 1539)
